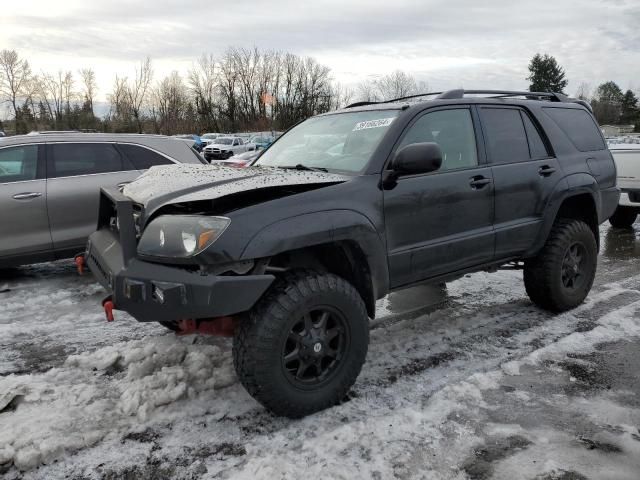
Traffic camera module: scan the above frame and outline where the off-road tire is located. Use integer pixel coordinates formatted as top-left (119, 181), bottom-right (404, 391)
top-left (233, 270), bottom-right (369, 418)
top-left (609, 206), bottom-right (638, 228)
top-left (524, 219), bottom-right (597, 312)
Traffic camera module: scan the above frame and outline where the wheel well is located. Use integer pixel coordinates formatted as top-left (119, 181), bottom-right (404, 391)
top-left (556, 193), bottom-right (599, 248)
top-left (267, 242), bottom-right (376, 318)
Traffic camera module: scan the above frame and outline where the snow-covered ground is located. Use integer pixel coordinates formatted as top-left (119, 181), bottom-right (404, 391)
top-left (0, 223), bottom-right (639, 479)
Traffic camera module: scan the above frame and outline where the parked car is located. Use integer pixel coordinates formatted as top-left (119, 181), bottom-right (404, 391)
top-left (173, 134), bottom-right (204, 152)
top-left (203, 136), bottom-right (250, 161)
top-left (200, 133), bottom-right (224, 146)
top-left (222, 150), bottom-right (261, 167)
top-left (0, 133), bottom-right (205, 268)
top-left (0, 131), bottom-right (6, 138)
top-left (608, 143), bottom-right (640, 227)
top-left (247, 135), bottom-right (274, 150)
top-left (87, 89), bottom-right (618, 418)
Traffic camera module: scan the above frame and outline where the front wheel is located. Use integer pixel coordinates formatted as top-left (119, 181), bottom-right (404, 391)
top-left (609, 206), bottom-right (638, 228)
top-left (233, 270), bottom-right (369, 418)
top-left (524, 219), bottom-right (597, 312)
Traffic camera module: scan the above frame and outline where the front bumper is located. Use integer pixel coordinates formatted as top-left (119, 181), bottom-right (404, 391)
top-left (86, 188), bottom-right (274, 323)
top-left (619, 189), bottom-right (640, 208)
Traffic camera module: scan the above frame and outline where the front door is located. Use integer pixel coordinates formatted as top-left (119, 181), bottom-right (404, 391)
top-left (384, 107), bottom-right (495, 287)
top-left (0, 144), bottom-right (52, 262)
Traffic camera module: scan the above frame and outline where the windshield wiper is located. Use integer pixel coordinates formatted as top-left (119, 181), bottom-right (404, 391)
top-left (280, 164), bottom-right (328, 173)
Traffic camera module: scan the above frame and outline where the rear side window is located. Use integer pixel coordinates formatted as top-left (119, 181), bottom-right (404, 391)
top-left (48, 143), bottom-right (130, 178)
top-left (480, 108), bottom-right (529, 164)
top-left (0, 145), bottom-right (38, 183)
top-left (543, 107), bottom-right (605, 152)
top-left (521, 113), bottom-right (550, 159)
top-left (118, 144), bottom-right (173, 170)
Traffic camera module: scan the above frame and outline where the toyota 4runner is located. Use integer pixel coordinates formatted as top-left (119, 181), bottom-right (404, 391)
top-left (86, 89), bottom-right (619, 417)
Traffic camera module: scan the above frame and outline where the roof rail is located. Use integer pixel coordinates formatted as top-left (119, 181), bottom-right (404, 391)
top-left (345, 89), bottom-right (591, 110)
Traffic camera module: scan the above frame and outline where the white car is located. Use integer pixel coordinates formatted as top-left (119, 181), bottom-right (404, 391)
top-left (203, 136), bottom-right (250, 161)
top-left (609, 142), bottom-right (640, 227)
top-left (200, 133), bottom-right (224, 146)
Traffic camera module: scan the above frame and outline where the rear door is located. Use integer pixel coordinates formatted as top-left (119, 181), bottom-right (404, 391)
top-left (0, 144), bottom-right (52, 262)
top-left (479, 106), bottom-right (560, 258)
top-left (46, 142), bottom-right (141, 253)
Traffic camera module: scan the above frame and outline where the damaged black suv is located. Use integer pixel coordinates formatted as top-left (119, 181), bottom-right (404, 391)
top-left (86, 89), bottom-right (619, 417)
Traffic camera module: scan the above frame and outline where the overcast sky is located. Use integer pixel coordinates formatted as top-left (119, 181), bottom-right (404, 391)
top-left (1, 0), bottom-right (639, 105)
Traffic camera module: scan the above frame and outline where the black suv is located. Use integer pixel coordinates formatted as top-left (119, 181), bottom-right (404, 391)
top-left (86, 89), bottom-right (619, 417)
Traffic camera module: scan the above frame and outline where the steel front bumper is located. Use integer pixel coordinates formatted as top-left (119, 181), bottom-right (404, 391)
top-left (86, 188), bottom-right (274, 323)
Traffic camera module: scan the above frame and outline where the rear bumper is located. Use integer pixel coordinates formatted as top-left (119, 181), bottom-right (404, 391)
top-left (86, 189), bottom-right (274, 323)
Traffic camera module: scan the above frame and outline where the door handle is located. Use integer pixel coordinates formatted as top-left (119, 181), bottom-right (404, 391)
top-left (469, 176), bottom-right (491, 189)
top-left (538, 165), bottom-right (556, 177)
top-left (12, 192), bottom-right (42, 200)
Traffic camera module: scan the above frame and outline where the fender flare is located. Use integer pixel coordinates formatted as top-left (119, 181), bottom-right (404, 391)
top-left (241, 209), bottom-right (389, 306)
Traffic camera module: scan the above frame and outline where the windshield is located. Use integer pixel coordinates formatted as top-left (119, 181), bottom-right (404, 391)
top-left (215, 138), bottom-right (234, 145)
top-left (255, 110), bottom-right (399, 173)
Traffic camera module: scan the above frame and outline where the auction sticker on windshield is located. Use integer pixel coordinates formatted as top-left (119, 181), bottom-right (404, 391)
top-left (352, 118), bottom-right (395, 131)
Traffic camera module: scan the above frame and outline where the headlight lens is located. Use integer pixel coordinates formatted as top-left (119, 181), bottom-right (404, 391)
top-left (137, 215), bottom-right (230, 258)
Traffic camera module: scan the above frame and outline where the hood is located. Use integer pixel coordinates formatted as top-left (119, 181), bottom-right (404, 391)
top-left (123, 163), bottom-right (348, 213)
top-left (206, 142), bottom-right (234, 149)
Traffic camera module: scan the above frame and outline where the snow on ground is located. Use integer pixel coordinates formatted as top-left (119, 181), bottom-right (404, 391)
top-left (0, 223), bottom-right (639, 479)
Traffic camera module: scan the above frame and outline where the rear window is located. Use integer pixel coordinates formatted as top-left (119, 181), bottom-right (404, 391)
top-left (118, 144), bottom-right (173, 170)
top-left (480, 108), bottom-right (530, 164)
top-left (48, 143), bottom-right (131, 178)
top-left (543, 107), bottom-right (605, 152)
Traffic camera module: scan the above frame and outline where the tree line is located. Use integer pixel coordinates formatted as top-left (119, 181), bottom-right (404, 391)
top-left (1, 48), bottom-right (638, 135)
top-left (527, 53), bottom-right (639, 130)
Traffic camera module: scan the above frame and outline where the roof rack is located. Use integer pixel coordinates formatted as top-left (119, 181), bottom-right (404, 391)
top-left (346, 89), bottom-right (591, 110)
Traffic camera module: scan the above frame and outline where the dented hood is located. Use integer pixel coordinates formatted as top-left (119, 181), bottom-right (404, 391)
top-left (123, 163), bottom-right (348, 212)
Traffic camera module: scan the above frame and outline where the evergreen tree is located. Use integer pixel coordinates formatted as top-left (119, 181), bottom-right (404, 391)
top-left (591, 81), bottom-right (624, 125)
top-left (527, 54), bottom-right (568, 93)
top-left (620, 89), bottom-right (639, 125)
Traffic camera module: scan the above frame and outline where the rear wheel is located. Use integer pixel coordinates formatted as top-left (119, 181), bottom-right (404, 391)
top-left (609, 206), bottom-right (638, 228)
top-left (524, 219), bottom-right (597, 312)
top-left (233, 270), bottom-right (369, 418)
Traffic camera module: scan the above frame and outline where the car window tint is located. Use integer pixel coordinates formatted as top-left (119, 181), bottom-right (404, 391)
top-left (399, 109), bottom-right (478, 171)
top-left (0, 145), bottom-right (38, 183)
top-left (118, 144), bottom-right (173, 170)
top-left (543, 107), bottom-right (605, 152)
top-left (480, 108), bottom-right (530, 164)
top-left (521, 112), bottom-right (550, 159)
top-left (49, 143), bottom-right (127, 178)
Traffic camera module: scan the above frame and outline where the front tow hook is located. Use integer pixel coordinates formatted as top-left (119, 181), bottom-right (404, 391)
top-left (102, 296), bottom-right (115, 322)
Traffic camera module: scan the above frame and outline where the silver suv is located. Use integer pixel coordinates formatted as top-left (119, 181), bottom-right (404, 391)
top-left (0, 133), bottom-right (205, 268)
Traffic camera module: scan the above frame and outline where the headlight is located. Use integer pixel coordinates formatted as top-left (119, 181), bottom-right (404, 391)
top-left (137, 215), bottom-right (230, 258)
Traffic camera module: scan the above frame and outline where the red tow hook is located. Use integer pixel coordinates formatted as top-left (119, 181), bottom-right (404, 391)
top-left (102, 297), bottom-right (115, 322)
top-left (75, 255), bottom-right (85, 275)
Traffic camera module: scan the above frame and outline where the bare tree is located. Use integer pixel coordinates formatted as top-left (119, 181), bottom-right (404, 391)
top-left (128, 57), bottom-right (153, 133)
top-left (79, 68), bottom-right (98, 113)
top-left (152, 71), bottom-right (189, 135)
top-left (574, 82), bottom-right (592, 101)
top-left (0, 49), bottom-right (33, 121)
top-left (188, 54), bottom-right (220, 132)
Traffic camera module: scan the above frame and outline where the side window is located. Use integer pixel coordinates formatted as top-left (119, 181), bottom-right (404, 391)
top-left (543, 107), bottom-right (605, 152)
top-left (521, 112), bottom-right (550, 159)
top-left (0, 145), bottom-right (39, 183)
top-left (48, 143), bottom-right (128, 178)
top-left (399, 109), bottom-right (478, 171)
top-left (118, 144), bottom-right (173, 170)
top-left (480, 108), bottom-right (530, 164)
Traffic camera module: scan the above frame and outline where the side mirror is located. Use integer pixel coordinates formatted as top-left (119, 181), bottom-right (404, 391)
top-left (391, 142), bottom-right (442, 175)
